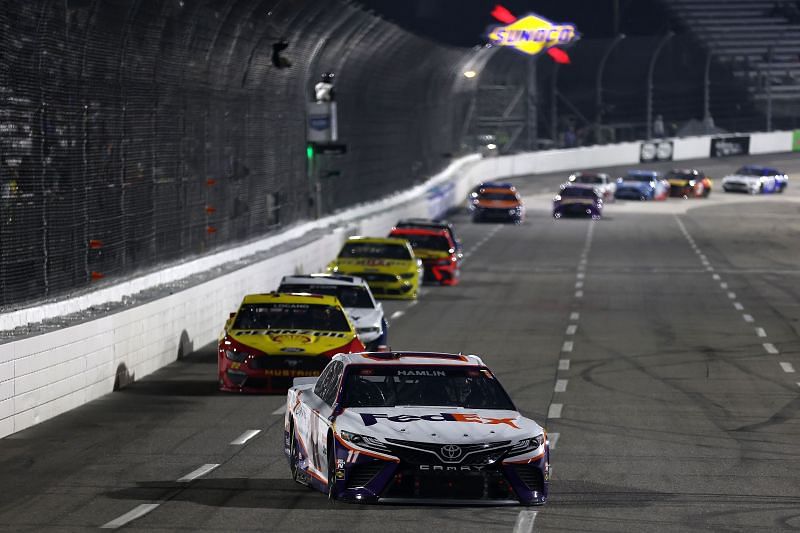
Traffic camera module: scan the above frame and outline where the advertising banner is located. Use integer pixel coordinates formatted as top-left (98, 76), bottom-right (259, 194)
top-left (793, 130), bottom-right (800, 152)
top-left (639, 140), bottom-right (673, 163)
top-left (710, 136), bottom-right (749, 158)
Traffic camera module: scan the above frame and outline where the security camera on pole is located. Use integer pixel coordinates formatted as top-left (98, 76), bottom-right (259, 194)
top-left (306, 72), bottom-right (346, 219)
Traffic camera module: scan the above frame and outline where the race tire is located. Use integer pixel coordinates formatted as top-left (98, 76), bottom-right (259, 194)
top-left (289, 421), bottom-right (301, 483)
top-left (327, 436), bottom-right (337, 501)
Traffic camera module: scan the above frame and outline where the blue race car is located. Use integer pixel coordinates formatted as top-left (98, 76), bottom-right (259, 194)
top-left (614, 170), bottom-right (670, 201)
top-left (721, 166), bottom-right (788, 194)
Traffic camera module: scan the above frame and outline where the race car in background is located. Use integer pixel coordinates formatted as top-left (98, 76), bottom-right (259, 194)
top-left (553, 184), bottom-right (603, 219)
top-left (327, 237), bottom-right (422, 299)
top-left (467, 182), bottom-right (516, 212)
top-left (614, 170), bottom-right (670, 201)
top-left (721, 165), bottom-right (788, 194)
top-left (665, 169), bottom-right (712, 198)
top-left (471, 186), bottom-right (525, 223)
top-left (277, 274), bottom-right (388, 351)
top-left (284, 351), bottom-right (550, 505)
top-left (393, 218), bottom-right (463, 259)
top-left (567, 172), bottom-right (616, 202)
top-left (218, 293), bottom-right (365, 393)
top-left (389, 227), bottom-right (460, 285)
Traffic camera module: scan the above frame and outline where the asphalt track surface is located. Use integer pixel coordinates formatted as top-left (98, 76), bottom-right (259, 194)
top-left (1, 152), bottom-right (800, 532)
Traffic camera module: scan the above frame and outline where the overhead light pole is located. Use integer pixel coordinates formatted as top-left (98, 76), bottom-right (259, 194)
top-left (646, 31), bottom-right (675, 139)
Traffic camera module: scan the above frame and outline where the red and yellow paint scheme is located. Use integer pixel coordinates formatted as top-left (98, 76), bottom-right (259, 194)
top-left (218, 293), bottom-right (364, 393)
top-left (388, 227), bottom-right (460, 285)
top-left (666, 169), bottom-right (712, 198)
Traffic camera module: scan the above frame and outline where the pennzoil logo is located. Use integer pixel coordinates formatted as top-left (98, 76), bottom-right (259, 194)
top-left (270, 334), bottom-right (312, 344)
top-left (488, 14), bottom-right (578, 56)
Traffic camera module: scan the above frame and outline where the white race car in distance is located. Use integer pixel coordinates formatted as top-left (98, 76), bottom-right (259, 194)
top-left (567, 172), bottom-right (616, 202)
top-left (283, 352), bottom-right (550, 505)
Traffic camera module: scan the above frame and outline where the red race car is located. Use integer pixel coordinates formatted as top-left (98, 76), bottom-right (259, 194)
top-left (388, 227), bottom-right (460, 285)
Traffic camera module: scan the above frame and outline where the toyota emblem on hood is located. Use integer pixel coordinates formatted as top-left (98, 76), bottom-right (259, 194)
top-left (441, 444), bottom-right (462, 460)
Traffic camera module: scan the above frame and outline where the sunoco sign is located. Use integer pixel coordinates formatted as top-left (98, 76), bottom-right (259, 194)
top-left (488, 14), bottom-right (578, 56)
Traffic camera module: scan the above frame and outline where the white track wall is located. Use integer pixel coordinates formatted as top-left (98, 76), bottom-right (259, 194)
top-left (0, 130), bottom-right (794, 438)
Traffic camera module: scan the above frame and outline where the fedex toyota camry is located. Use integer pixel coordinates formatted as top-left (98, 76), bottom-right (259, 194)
top-left (284, 352), bottom-right (550, 505)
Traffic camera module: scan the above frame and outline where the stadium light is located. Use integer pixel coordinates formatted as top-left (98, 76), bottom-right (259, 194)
top-left (463, 70), bottom-right (477, 79)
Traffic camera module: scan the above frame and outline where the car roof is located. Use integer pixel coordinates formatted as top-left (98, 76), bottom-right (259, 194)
top-left (344, 236), bottom-right (410, 246)
top-left (334, 351), bottom-right (485, 367)
top-left (241, 292), bottom-right (342, 307)
top-left (279, 273), bottom-right (367, 288)
top-left (390, 227), bottom-right (451, 238)
top-left (626, 169), bottom-right (659, 176)
top-left (571, 172), bottom-right (608, 178)
top-left (740, 165), bottom-right (779, 174)
top-left (396, 218), bottom-right (452, 229)
top-left (478, 181), bottom-right (515, 189)
top-left (562, 183), bottom-right (599, 192)
top-left (478, 187), bottom-right (519, 195)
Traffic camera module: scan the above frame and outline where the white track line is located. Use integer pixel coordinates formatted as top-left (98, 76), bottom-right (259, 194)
top-left (390, 310), bottom-right (404, 320)
top-left (733, 302), bottom-right (744, 311)
top-left (513, 510), bottom-right (538, 533)
top-left (548, 432), bottom-right (560, 450)
top-left (230, 429), bottom-right (261, 445)
top-left (565, 325), bottom-right (577, 336)
top-left (574, 290), bottom-right (584, 298)
top-left (100, 504), bottom-right (160, 529)
top-left (720, 282), bottom-right (727, 289)
top-left (547, 404), bottom-right (563, 419)
top-left (271, 405), bottom-right (286, 415)
top-left (727, 292), bottom-right (736, 299)
top-left (558, 359), bottom-right (570, 371)
top-left (554, 379), bottom-right (568, 393)
top-left (743, 314), bottom-right (754, 323)
top-left (756, 327), bottom-right (767, 337)
top-left (561, 341), bottom-right (574, 353)
top-left (576, 273), bottom-right (585, 280)
top-left (763, 343), bottom-right (779, 355)
top-left (713, 274), bottom-right (721, 281)
top-left (178, 464), bottom-right (220, 483)
top-left (569, 312), bottom-right (580, 321)
top-left (779, 362), bottom-right (795, 373)
top-left (575, 281), bottom-right (584, 289)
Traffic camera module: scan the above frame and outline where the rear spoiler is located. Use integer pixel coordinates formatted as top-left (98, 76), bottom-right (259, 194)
top-left (293, 377), bottom-right (318, 388)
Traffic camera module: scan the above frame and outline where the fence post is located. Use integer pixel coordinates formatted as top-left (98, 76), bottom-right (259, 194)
top-left (646, 32), bottom-right (674, 139)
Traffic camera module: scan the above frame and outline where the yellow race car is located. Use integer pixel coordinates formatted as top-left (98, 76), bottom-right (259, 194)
top-left (218, 292), bottom-right (365, 393)
top-left (327, 236), bottom-right (422, 299)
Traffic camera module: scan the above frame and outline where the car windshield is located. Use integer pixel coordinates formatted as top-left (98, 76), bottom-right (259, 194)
top-left (736, 166), bottom-right (769, 176)
top-left (625, 174), bottom-right (656, 182)
top-left (278, 284), bottom-right (374, 308)
top-left (479, 192), bottom-right (518, 201)
top-left (561, 187), bottom-right (597, 198)
top-left (393, 233), bottom-right (451, 252)
top-left (665, 171), bottom-right (694, 180)
top-left (232, 303), bottom-right (350, 332)
top-left (339, 242), bottom-right (411, 260)
top-left (342, 365), bottom-right (516, 409)
top-left (572, 175), bottom-right (603, 184)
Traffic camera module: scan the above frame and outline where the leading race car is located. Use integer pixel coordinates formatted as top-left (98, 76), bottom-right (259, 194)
top-left (327, 237), bottom-right (422, 300)
top-left (278, 274), bottom-right (388, 351)
top-left (614, 170), bottom-right (670, 201)
top-left (388, 227), bottom-right (460, 285)
top-left (721, 165), bottom-right (788, 194)
top-left (567, 172), bottom-right (616, 202)
top-left (284, 352), bottom-right (550, 505)
top-left (471, 186), bottom-right (525, 223)
top-left (553, 184), bottom-right (603, 219)
top-left (665, 169), bottom-right (712, 198)
top-left (218, 293), bottom-right (365, 393)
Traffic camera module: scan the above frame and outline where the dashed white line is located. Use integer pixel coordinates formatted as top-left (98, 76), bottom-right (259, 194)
top-left (100, 504), bottom-right (160, 530)
top-left (271, 405), bottom-right (286, 415)
top-left (779, 362), bottom-right (795, 373)
top-left (733, 302), bottom-right (744, 311)
top-left (756, 327), bottom-right (767, 337)
top-left (561, 341), bottom-right (574, 352)
top-left (743, 314), bottom-right (754, 323)
top-left (554, 379), bottom-right (568, 393)
top-left (720, 282), bottom-right (727, 289)
top-left (575, 281), bottom-right (584, 289)
top-left (713, 274), bottom-right (721, 281)
top-left (230, 429), bottom-right (261, 445)
top-left (763, 343), bottom-right (779, 355)
top-left (558, 359), bottom-right (570, 371)
top-left (548, 432), bottom-right (560, 450)
top-left (565, 324), bottom-right (577, 336)
top-left (513, 510), bottom-right (538, 533)
top-left (727, 292), bottom-right (736, 299)
top-left (390, 310), bottom-right (404, 320)
top-left (547, 403), bottom-right (563, 419)
top-left (178, 463), bottom-right (220, 483)
top-left (569, 312), bottom-right (580, 321)
top-left (575, 290), bottom-right (584, 298)
top-left (576, 273), bottom-right (585, 280)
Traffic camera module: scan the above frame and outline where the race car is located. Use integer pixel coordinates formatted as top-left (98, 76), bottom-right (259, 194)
top-left (553, 184), bottom-right (603, 219)
top-left (327, 237), bottom-right (422, 300)
top-left (388, 227), bottom-right (460, 285)
top-left (567, 172), bottom-right (616, 202)
top-left (614, 170), bottom-right (670, 201)
top-left (467, 182), bottom-right (516, 212)
top-left (218, 293), bottom-right (365, 393)
top-left (278, 274), bottom-right (388, 351)
top-left (722, 165), bottom-right (788, 194)
top-left (471, 186), bottom-right (525, 223)
top-left (284, 351), bottom-right (550, 505)
top-left (393, 218), bottom-right (463, 259)
top-left (665, 169), bottom-right (712, 198)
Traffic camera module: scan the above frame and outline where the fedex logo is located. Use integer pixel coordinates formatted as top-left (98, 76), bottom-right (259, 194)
top-left (359, 412), bottom-right (519, 429)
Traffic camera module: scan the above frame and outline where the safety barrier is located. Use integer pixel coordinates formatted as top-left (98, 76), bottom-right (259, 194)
top-left (0, 130), bottom-right (793, 438)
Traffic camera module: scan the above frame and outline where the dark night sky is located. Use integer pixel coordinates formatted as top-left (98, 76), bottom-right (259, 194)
top-left (354, 0), bottom-right (670, 47)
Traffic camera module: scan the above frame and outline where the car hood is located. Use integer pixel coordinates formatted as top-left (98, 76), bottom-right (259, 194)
top-left (344, 307), bottom-right (383, 328)
top-left (332, 257), bottom-right (414, 273)
top-left (228, 328), bottom-right (353, 355)
top-left (337, 406), bottom-right (541, 443)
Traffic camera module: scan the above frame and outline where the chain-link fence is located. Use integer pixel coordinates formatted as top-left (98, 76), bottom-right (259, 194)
top-left (0, 0), bottom-right (473, 308)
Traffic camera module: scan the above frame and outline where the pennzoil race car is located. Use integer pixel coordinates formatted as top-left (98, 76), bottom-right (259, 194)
top-left (218, 293), bottom-right (365, 393)
top-left (284, 352), bottom-right (550, 505)
top-left (327, 237), bottom-right (422, 300)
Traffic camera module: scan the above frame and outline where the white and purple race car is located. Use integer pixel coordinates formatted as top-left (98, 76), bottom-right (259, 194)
top-left (283, 352), bottom-right (550, 505)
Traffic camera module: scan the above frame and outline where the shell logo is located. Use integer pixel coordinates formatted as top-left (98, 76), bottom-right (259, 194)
top-left (488, 14), bottom-right (578, 56)
top-left (270, 334), bottom-right (312, 344)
